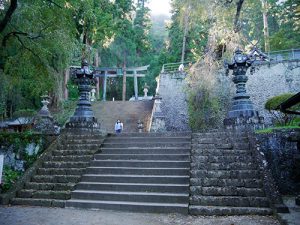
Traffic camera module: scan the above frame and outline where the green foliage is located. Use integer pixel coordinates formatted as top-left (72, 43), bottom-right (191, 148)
top-left (52, 100), bottom-right (77, 126)
top-left (0, 131), bottom-right (41, 150)
top-left (0, 166), bottom-right (23, 193)
top-left (265, 93), bottom-right (300, 126)
top-left (188, 87), bottom-right (221, 131)
top-left (265, 93), bottom-right (295, 111)
top-left (12, 109), bottom-right (36, 118)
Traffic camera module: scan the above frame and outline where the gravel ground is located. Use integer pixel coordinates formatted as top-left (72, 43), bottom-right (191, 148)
top-left (0, 206), bottom-right (281, 225)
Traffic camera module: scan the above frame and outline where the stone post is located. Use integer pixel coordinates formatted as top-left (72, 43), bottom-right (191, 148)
top-left (103, 71), bottom-right (107, 101)
top-left (0, 154), bottom-right (3, 185)
top-left (134, 70), bottom-right (138, 100)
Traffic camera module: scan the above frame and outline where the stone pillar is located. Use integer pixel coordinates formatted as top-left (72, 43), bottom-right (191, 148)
top-left (96, 77), bottom-right (100, 100)
top-left (0, 154), bottom-right (4, 184)
top-left (134, 70), bottom-right (138, 100)
top-left (103, 71), bottom-right (107, 101)
top-left (64, 69), bottom-right (69, 100)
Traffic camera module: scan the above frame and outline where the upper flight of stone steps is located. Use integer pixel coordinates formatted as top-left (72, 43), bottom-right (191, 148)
top-left (66, 132), bottom-right (191, 214)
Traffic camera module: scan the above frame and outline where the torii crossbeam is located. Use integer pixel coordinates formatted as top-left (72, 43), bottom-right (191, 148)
top-left (69, 65), bottom-right (149, 101)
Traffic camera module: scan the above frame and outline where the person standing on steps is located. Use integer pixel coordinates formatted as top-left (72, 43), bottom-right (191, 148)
top-left (115, 119), bottom-right (123, 134)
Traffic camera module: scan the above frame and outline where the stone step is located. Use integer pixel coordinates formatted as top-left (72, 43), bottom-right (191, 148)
top-left (192, 138), bottom-right (229, 144)
top-left (190, 186), bottom-right (265, 197)
top-left (90, 160), bottom-right (190, 168)
top-left (51, 155), bottom-right (93, 162)
top-left (192, 149), bottom-right (251, 156)
top-left (192, 143), bottom-right (249, 150)
top-left (11, 198), bottom-right (65, 207)
top-left (57, 144), bottom-right (101, 150)
top-left (25, 182), bottom-right (76, 191)
top-left (190, 196), bottom-right (270, 207)
top-left (60, 139), bottom-right (104, 145)
top-left (66, 199), bottom-right (188, 214)
top-left (104, 137), bottom-right (191, 143)
top-left (95, 154), bottom-right (190, 161)
top-left (63, 134), bottom-right (104, 140)
top-left (37, 168), bottom-right (86, 176)
top-left (75, 182), bottom-right (189, 193)
top-left (52, 150), bottom-right (96, 156)
top-left (190, 170), bottom-right (261, 179)
top-left (189, 205), bottom-right (272, 216)
top-left (192, 132), bottom-right (247, 139)
top-left (81, 174), bottom-right (190, 184)
top-left (43, 162), bottom-right (90, 168)
top-left (32, 175), bottom-right (81, 183)
top-left (86, 167), bottom-right (190, 176)
top-left (109, 132), bottom-right (191, 137)
top-left (102, 142), bottom-right (191, 148)
top-left (101, 147), bottom-right (190, 154)
top-left (191, 162), bottom-right (258, 170)
top-left (191, 155), bottom-right (254, 163)
top-left (17, 190), bottom-right (71, 200)
top-left (190, 178), bottom-right (263, 188)
top-left (71, 190), bottom-right (189, 203)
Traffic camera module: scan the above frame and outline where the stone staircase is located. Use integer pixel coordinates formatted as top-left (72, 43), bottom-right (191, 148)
top-left (92, 101), bottom-right (154, 133)
top-left (189, 131), bottom-right (272, 215)
top-left (11, 133), bottom-right (104, 207)
top-left (66, 132), bottom-right (191, 213)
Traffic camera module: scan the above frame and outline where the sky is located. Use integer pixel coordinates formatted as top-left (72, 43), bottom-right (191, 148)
top-left (147, 0), bottom-right (171, 16)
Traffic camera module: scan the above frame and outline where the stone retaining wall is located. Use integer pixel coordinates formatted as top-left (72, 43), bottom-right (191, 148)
top-left (255, 129), bottom-right (300, 194)
top-left (157, 73), bottom-right (191, 131)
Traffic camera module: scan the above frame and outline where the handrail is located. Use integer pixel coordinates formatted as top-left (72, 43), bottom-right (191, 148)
top-left (161, 48), bottom-right (300, 74)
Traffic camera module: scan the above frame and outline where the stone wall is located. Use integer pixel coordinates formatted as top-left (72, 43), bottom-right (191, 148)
top-left (157, 73), bottom-right (191, 131)
top-left (241, 60), bottom-right (300, 124)
top-left (255, 129), bottom-right (300, 194)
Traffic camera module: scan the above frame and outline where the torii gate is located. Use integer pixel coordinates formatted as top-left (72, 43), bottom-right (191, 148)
top-left (68, 65), bottom-right (149, 101)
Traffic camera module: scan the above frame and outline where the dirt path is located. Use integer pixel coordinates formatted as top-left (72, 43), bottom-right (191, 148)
top-left (0, 206), bottom-right (280, 225)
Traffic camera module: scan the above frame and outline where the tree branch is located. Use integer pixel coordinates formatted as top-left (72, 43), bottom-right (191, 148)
top-left (45, 0), bottom-right (63, 9)
top-left (2, 31), bottom-right (43, 47)
top-left (14, 34), bottom-right (41, 61)
top-left (0, 0), bottom-right (18, 33)
top-left (233, 0), bottom-right (244, 33)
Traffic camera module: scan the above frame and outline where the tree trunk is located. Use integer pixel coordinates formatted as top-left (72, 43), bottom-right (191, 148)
top-left (122, 56), bottom-right (127, 101)
top-left (261, 0), bottom-right (270, 52)
top-left (94, 49), bottom-right (100, 100)
top-left (181, 4), bottom-right (190, 63)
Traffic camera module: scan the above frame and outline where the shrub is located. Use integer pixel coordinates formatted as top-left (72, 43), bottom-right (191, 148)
top-left (265, 93), bottom-right (300, 126)
top-left (188, 87), bottom-right (221, 131)
top-left (0, 166), bottom-right (23, 193)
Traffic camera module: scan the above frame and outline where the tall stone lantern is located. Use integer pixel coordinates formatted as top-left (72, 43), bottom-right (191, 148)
top-left (224, 48), bottom-right (264, 130)
top-left (66, 60), bottom-right (100, 131)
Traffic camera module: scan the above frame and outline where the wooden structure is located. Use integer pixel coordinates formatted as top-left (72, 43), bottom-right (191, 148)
top-left (69, 65), bottom-right (149, 101)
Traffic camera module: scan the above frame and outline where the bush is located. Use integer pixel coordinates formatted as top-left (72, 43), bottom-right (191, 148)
top-left (265, 93), bottom-right (300, 126)
top-left (0, 166), bottom-right (23, 193)
top-left (188, 87), bottom-right (221, 131)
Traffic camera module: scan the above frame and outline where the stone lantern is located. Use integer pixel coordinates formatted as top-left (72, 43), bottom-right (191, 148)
top-left (224, 48), bottom-right (265, 130)
top-left (66, 59), bottom-right (100, 131)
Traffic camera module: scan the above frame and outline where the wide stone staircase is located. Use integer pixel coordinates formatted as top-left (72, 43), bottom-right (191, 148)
top-left (189, 131), bottom-right (272, 215)
top-left (11, 133), bottom-right (104, 207)
top-left (66, 132), bottom-right (191, 213)
top-left (92, 101), bottom-right (154, 133)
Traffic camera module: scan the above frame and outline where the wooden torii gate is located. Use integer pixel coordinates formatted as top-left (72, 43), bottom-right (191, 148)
top-left (68, 65), bottom-right (149, 101)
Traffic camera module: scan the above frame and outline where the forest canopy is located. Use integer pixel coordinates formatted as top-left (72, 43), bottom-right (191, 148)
top-left (0, 0), bottom-right (298, 120)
